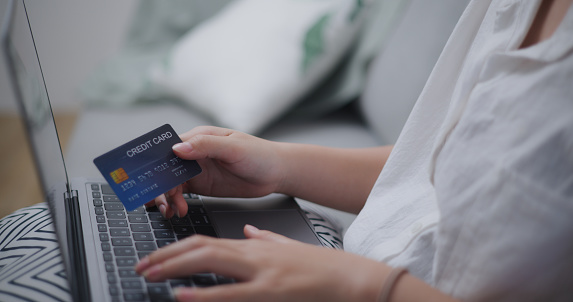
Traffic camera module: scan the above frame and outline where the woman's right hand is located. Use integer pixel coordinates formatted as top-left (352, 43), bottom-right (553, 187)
top-left (148, 126), bottom-right (286, 218)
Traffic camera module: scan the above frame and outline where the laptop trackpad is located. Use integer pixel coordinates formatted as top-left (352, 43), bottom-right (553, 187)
top-left (211, 210), bottom-right (322, 246)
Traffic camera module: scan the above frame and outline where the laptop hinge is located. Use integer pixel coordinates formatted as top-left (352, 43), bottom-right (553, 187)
top-left (65, 190), bottom-right (92, 302)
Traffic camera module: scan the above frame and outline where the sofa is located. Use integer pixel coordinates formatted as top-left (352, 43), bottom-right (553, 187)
top-left (64, 0), bottom-right (469, 233)
top-left (0, 1), bottom-right (471, 300)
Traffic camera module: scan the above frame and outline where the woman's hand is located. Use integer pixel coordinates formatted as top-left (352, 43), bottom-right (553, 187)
top-left (135, 226), bottom-right (389, 302)
top-left (147, 125), bottom-right (392, 217)
top-left (147, 126), bottom-right (286, 218)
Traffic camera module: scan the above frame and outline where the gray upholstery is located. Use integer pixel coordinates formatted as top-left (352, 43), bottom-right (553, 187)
top-left (66, 1), bottom-right (470, 233)
top-left (360, 0), bottom-right (470, 145)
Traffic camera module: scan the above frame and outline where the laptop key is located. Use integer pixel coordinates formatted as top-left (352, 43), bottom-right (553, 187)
top-left (177, 234), bottom-right (193, 241)
top-left (190, 215), bottom-right (210, 226)
top-left (99, 233), bottom-right (110, 241)
top-left (102, 242), bottom-right (112, 251)
top-left (151, 221), bottom-right (171, 229)
top-left (128, 215), bottom-right (148, 223)
top-left (146, 206), bottom-right (160, 212)
top-left (110, 228), bottom-right (130, 237)
top-left (105, 203), bottom-right (125, 211)
top-left (121, 279), bottom-right (143, 290)
top-left (108, 273), bottom-right (118, 284)
top-left (109, 284), bottom-right (120, 296)
top-left (118, 268), bottom-right (139, 278)
top-left (127, 206), bottom-right (146, 214)
top-left (135, 242), bottom-right (157, 251)
top-left (147, 284), bottom-right (170, 296)
top-left (93, 199), bottom-right (103, 207)
top-left (101, 184), bottom-right (115, 195)
top-left (107, 212), bottom-right (126, 219)
top-left (133, 233), bottom-right (154, 241)
top-left (96, 215), bottom-right (106, 223)
top-left (112, 238), bottom-right (133, 246)
top-left (170, 216), bottom-right (191, 226)
top-left (149, 213), bottom-right (167, 221)
top-left (147, 294), bottom-right (173, 302)
top-left (192, 273), bottom-right (217, 287)
top-left (103, 252), bottom-right (113, 262)
top-left (116, 257), bottom-right (138, 267)
top-left (104, 195), bottom-right (120, 202)
top-left (154, 230), bottom-right (175, 238)
top-left (108, 220), bottom-right (128, 228)
top-left (173, 226), bottom-right (195, 234)
top-left (216, 275), bottom-right (235, 285)
top-left (169, 279), bottom-right (192, 288)
top-left (114, 247), bottom-right (136, 257)
top-left (138, 252), bottom-right (152, 259)
top-left (156, 239), bottom-right (176, 248)
top-left (187, 206), bottom-right (205, 215)
top-left (123, 292), bottom-right (145, 301)
top-left (194, 226), bottom-right (218, 238)
top-left (130, 224), bottom-right (151, 232)
top-left (95, 207), bottom-right (104, 215)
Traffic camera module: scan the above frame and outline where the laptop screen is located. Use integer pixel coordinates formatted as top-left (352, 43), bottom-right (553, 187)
top-left (1, 0), bottom-right (72, 276)
top-left (2, 0), bottom-right (70, 203)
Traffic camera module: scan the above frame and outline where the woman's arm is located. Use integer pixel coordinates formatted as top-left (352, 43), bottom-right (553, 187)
top-left (276, 143), bottom-right (392, 214)
top-left (151, 126), bottom-right (392, 216)
top-left (136, 226), bottom-right (459, 302)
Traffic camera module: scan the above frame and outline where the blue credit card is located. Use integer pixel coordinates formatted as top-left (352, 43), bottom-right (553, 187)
top-left (93, 124), bottom-right (202, 211)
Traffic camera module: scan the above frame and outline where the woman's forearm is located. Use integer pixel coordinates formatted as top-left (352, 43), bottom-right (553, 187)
top-left (275, 143), bottom-right (393, 214)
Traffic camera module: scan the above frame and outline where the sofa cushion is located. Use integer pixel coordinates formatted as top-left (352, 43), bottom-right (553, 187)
top-left (359, 0), bottom-right (470, 145)
top-left (66, 104), bottom-right (379, 178)
top-left (150, 0), bottom-right (369, 134)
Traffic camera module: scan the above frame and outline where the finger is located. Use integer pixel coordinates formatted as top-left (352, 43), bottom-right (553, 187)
top-left (175, 283), bottom-right (256, 302)
top-left (166, 185), bottom-right (188, 217)
top-left (179, 126), bottom-right (235, 141)
top-left (143, 244), bottom-right (253, 283)
top-left (136, 235), bottom-right (221, 273)
top-left (152, 194), bottom-right (169, 218)
top-left (173, 134), bottom-right (245, 163)
top-left (243, 224), bottom-right (294, 244)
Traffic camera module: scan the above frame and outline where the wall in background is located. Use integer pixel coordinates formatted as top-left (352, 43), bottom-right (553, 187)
top-left (0, 0), bottom-right (137, 113)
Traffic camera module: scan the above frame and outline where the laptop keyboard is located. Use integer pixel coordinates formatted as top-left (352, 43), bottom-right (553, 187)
top-left (91, 183), bottom-right (234, 302)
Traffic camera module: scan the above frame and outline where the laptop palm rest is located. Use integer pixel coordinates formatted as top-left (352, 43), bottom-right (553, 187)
top-left (211, 210), bottom-right (321, 245)
top-left (199, 194), bottom-right (322, 245)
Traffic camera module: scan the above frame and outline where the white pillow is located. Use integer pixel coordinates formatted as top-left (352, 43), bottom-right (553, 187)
top-left (150, 0), bottom-right (369, 134)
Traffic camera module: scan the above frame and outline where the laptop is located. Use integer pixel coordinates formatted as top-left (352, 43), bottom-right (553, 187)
top-left (1, 0), bottom-right (323, 301)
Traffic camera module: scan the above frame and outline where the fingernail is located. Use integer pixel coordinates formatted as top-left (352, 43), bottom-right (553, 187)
top-left (159, 204), bottom-right (166, 217)
top-left (173, 288), bottom-right (181, 299)
top-left (175, 208), bottom-right (181, 218)
top-left (135, 257), bottom-right (149, 273)
top-left (173, 142), bottom-right (192, 153)
top-left (174, 288), bottom-right (194, 300)
top-left (245, 224), bottom-right (259, 233)
top-left (143, 264), bottom-right (162, 281)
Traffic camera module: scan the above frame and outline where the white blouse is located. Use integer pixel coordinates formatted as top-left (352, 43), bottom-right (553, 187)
top-left (344, 0), bottom-right (573, 300)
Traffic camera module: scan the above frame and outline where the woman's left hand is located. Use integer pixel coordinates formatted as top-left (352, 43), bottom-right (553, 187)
top-left (135, 225), bottom-right (389, 302)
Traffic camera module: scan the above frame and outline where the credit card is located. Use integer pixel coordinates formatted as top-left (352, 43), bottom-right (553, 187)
top-left (93, 124), bottom-right (202, 211)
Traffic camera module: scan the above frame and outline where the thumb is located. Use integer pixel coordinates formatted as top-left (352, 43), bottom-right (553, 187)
top-left (243, 224), bottom-right (293, 244)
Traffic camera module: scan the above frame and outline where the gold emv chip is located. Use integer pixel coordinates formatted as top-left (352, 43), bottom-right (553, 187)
top-left (110, 168), bottom-right (129, 184)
